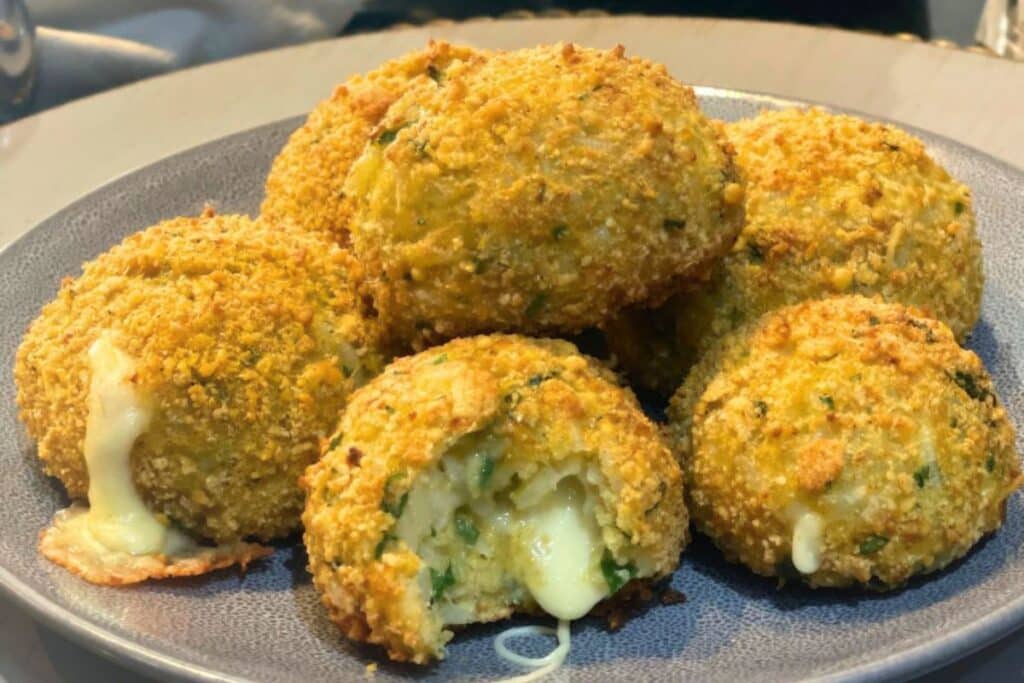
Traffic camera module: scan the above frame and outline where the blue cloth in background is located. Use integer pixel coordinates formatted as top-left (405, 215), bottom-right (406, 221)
top-left (26, 0), bottom-right (359, 111)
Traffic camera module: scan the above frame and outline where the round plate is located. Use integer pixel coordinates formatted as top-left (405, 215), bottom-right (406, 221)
top-left (1, 89), bottom-right (1023, 683)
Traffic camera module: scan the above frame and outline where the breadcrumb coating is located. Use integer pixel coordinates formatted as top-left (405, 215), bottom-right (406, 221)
top-left (667, 296), bottom-right (1020, 589)
top-left (15, 212), bottom-right (389, 542)
top-left (261, 41), bottom-right (482, 243)
top-left (345, 42), bottom-right (744, 348)
top-left (302, 335), bottom-right (687, 662)
top-left (606, 108), bottom-right (982, 395)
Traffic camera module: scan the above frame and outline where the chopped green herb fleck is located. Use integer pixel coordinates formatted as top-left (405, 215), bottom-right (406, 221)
top-left (986, 453), bottom-right (996, 473)
top-left (327, 434), bottom-right (343, 452)
top-left (819, 395), bottom-right (836, 411)
top-left (374, 532), bottom-right (396, 559)
top-left (416, 217), bottom-right (427, 226)
top-left (376, 129), bottom-right (401, 145)
top-left (754, 400), bottom-right (768, 418)
top-left (340, 363), bottom-right (353, 378)
top-left (551, 224), bottom-right (568, 240)
top-left (430, 565), bottom-right (456, 601)
top-left (454, 514), bottom-right (479, 545)
top-left (525, 293), bottom-right (548, 318)
top-left (600, 551), bottom-right (637, 594)
top-left (381, 473), bottom-right (408, 517)
top-left (644, 481), bottom-right (667, 516)
top-left (527, 371), bottom-right (557, 387)
top-left (433, 353), bottom-right (448, 365)
top-left (950, 370), bottom-right (990, 402)
top-left (913, 464), bottom-right (931, 488)
top-left (954, 201), bottom-right (965, 215)
top-left (858, 534), bottom-right (889, 556)
top-left (375, 122), bottom-right (411, 146)
top-left (663, 218), bottom-right (686, 231)
top-left (883, 141), bottom-right (901, 152)
top-left (747, 243), bottom-right (764, 263)
top-left (478, 456), bottom-right (496, 488)
top-left (907, 318), bottom-right (937, 343)
top-left (868, 315), bottom-right (880, 326)
top-left (426, 65), bottom-right (442, 82)
top-left (381, 492), bottom-right (408, 518)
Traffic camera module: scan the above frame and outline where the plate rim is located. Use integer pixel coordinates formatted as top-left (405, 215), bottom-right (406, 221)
top-left (2, 86), bottom-right (1023, 683)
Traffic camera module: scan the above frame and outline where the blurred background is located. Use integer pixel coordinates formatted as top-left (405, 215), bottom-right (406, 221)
top-left (1, 0), bottom-right (1020, 123)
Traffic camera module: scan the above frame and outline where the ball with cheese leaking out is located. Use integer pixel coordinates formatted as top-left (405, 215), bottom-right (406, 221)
top-left (301, 334), bottom-right (687, 663)
top-left (667, 296), bottom-right (1021, 589)
top-left (15, 212), bottom-right (390, 545)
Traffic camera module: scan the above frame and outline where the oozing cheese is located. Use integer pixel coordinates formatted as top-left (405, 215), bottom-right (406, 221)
top-left (495, 619), bottom-right (571, 683)
top-left (78, 334), bottom-right (188, 555)
top-left (791, 511), bottom-right (825, 574)
top-left (519, 484), bottom-right (607, 620)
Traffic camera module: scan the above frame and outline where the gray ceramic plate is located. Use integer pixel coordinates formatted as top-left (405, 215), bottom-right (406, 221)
top-left (2, 89), bottom-right (1023, 683)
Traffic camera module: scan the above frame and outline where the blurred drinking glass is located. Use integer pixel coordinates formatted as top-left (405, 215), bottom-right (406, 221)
top-left (0, 0), bottom-right (35, 121)
top-left (978, 0), bottom-right (1023, 59)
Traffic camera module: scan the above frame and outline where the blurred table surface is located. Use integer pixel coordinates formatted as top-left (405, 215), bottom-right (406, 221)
top-left (2, 15), bottom-right (1024, 683)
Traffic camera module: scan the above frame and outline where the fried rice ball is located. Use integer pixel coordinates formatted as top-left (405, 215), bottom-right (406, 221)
top-left (345, 42), bottom-right (744, 349)
top-left (667, 296), bottom-right (1021, 589)
top-left (302, 335), bottom-right (687, 662)
top-left (261, 41), bottom-right (482, 243)
top-left (606, 108), bottom-right (982, 395)
top-left (15, 212), bottom-right (389, 543)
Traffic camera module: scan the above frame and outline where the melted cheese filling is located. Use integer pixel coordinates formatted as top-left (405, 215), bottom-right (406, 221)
top-left (791, 511), bottom-right (824, 574)
top-left (518, 484), bottom-right (607, 620)
top-left (75, 334), bottom-right (189, 555)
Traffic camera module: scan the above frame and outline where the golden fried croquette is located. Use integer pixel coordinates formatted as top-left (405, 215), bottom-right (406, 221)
top-left (261, 41), bottom-right (482, 243)
top-left (302, 335), bottom-right (687, 662)
top-left (16, 212), bottom-right (389, 543)
top-left (344, 43), bottom-right (744, 349)
top-left (606, 108), bottom-right (982, 395)
top-left (667, 296), bottom-right (1020, 589)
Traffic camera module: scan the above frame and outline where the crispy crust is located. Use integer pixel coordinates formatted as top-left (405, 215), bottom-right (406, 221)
top-left (302, 334), bottom-right (687, 662)
top-left (346, 42), bottom-right (743, 348)
top-left (15, 212), bottom-right (389, 542)
top-left (38, 506), bottom-right (272, 586)
top-left (261, 41), bottom-right (482, 243)
top-left (667, 296), bottom-right (1021, 589)
top-left (606, 107), bottom-right (982, 395)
